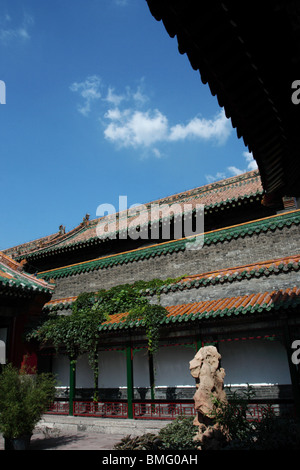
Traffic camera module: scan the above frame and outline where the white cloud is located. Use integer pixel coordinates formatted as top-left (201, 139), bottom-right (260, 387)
top-left (243, 151), bottom-right (258, 171)
top-left (105, 108), bottom-right (123, 121)
top-left (103, 108), bottom-right (230, 150)
top-left (152, 148), bottom-right (163, 158)
top-left (227, 165), bottom-right (244, 176)
top-left (205, 151), bottom-right (258, 183)
top-left (70, 76), bottom-right (232, 154)
top-left (132, 85), bottom-right (148, 106)
top-left (205, 172), bottom-right (227, 184)
top-left (104, 108), bottom-right (169, 148)
top-left (105, 87), bottom-right (125, 107)
top-left (0, 13), bottom-right (34, 44)
top-left (169, 110), bottom-right (231, 145)
top-left (227, 151), bottom-right (258, 176)
top-left (70, 75), bottom-right (102, 116)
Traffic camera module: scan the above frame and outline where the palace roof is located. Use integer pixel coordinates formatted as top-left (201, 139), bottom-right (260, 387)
top-left (0, 252), bottom-right (54, 296)
top-left (43, 253), bottom-right (300, 313)
top-left (43, 286), bottom-right (300, 331)
top-left (146, 1), bottom-right (300, 199)
top-left (4, 170), bottom-right (263, 262)
top-left (100, 286), bottom-right (300, 331)
top-left (37, 209), bottom-right (300, 282)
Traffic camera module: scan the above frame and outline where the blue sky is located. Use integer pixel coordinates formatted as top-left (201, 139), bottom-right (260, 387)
top-left (0, 0), bottom-right (257, 250)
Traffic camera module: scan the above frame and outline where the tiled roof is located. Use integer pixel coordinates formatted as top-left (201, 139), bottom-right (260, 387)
top-left (100, 287), bottom-right (300, 331)
top-left (146, 1), bottom-right (300, 198)
top-left (45, 296), bottom-right (78, 310)
top-left (4, 170), bottom-right (263, 261)
top-left (160, 254), bottom-right (300, 294)
top-left (38, 209), bottom-right (300, 281)
top-left (43, 254), bottom-right (300, 312)
top-left (0, 252), bottom-right (54, 296)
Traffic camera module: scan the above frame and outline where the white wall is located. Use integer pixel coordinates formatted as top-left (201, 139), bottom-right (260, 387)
top-left (219, 338), bottom-right (291, 385)
top-left (133, 348), bottom-right (149, 388)
top-left (52, 351), bottom-right (127, 388)
top-left (154, 345), bottom-right (195, 387)
top-left (98, 350), bottom-right (127, 388)
top-left (0, 328), bottom-right (7, 364)
top-left (52, 355), bottom-right (69, 387)
top-left (51, 338), bottom-right (291, 390)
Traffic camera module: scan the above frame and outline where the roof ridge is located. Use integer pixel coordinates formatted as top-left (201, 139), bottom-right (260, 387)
top-left (5, 170), bottom-right (262, 259)
top-left (38, 209), bottom-right (300, 280)
top-left (101, 286), bottom-right (300, 328)
top-left (133, 170), bottom-right (260, 207)
top-left (181, 253), bottom-right (300, 282)
top-left (0, 251), bottom-right (22, 271)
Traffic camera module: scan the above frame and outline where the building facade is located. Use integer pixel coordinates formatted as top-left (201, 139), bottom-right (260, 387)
top-left (2, 170), bottom-right (300, 420)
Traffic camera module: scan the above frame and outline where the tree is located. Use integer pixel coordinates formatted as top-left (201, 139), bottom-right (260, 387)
top-left (27, 292), bottom-right (109, 404)
top-left (27, 279), bottom-right (177, 406)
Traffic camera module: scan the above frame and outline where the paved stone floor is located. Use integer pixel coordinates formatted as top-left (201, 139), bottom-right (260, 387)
top-left (0, 416), bottom-right (169, 452)
top-left (0, 430), bottom-right (127, 451)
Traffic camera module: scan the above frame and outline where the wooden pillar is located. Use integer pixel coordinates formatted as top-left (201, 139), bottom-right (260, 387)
top-left (195, 337), bottom-right (202, 352)
top-left (126, 345), bottom-right (134, 419)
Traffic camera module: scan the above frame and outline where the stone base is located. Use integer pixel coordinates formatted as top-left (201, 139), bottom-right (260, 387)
top-left (36, 415), bottom-right (171, 437)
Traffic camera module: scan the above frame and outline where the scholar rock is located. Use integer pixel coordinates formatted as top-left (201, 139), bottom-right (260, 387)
top-left (189, 345), bottom-right (228, 449)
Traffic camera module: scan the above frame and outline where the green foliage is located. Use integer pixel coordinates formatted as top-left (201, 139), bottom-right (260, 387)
top-left (130, 276), bottom-right (186, 294)
top-left (28, 296), bottom-right (109, 401)
top-left (113, 416), bottom-right (199, 451)
top-left (27, 276), bottom-right (182, 398)
top-left (208, 386), bottom-right (300, 449)
top-left (209, 385), bottom-right (256, 443)
top-left (158, 416), bottom-right (200, 450)
top-left (250, 413), bottom-right (300, 450)
top-left (127, 304), bottom-right (167, 355)
top-left (71, 282), bottom-right (170, 355)
top-left (0, 364), bottom-right (56, 439)
top-left (113, 433), bottom-right (161, 450)
top-left (94, 284), bottom-right (149, 316)
top-left (28, 305), bottom-right (108, 361)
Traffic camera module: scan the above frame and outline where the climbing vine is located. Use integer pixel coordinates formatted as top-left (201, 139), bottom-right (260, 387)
top-left (127, 304), bottom-right (167, 355)
top-left (27, 275), bottom-right (185, 400)
top-left (27, 294), bottom-right (109, 401)
top-left (72, 276), bottom-right (185, 354)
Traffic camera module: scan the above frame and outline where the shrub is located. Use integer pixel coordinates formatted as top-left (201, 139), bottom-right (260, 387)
top-left (0, 364), bottom-right (56, 440)
top-left (209, 386), bottom-right (256, 444)
top-left (113, 433), bottom-right (161, 450)
top-left (158, 416), bottom-right (200, 450)
top-left (210, 386), bottom-right (300, 450)
top-left (113, 416), bottom-right (199, 451)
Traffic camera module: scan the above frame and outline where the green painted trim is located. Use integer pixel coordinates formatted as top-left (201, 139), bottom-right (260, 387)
top-left (38, 210), bottom-right (300, 282)
top-left (0, 263), bottom-right (53, 294)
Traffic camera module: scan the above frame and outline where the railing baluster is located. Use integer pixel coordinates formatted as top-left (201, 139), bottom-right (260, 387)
top-left (46, 400), bottom-right (295, 421)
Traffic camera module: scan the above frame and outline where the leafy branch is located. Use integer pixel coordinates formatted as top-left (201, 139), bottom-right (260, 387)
top-left (27, 276), bottom-right (182, 400)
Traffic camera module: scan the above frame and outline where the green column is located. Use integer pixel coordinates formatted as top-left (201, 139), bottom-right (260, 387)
top-left (126, 345), bottom-right (134, 419)
top-left (69, 358), bottom-right (76, 416)
top-left (195, 338), bottom-right (202, 352)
